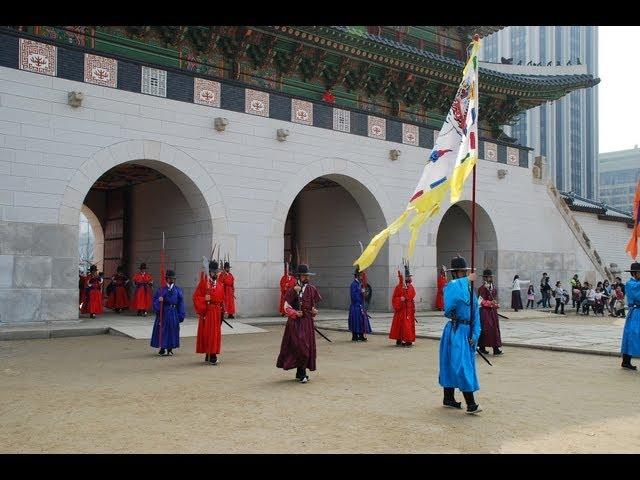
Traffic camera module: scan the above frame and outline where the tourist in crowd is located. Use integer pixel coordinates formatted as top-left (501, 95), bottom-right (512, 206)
top-left (526, 284), bottom-right (535, 309)
top-left (594, 287), bottom-right (607, 316)
top-left (582, 283), bottom-right (596, 315)
top-left (553, 281), bottom-right (567, 315)
top-left (511, 275), bottom-right (530, 312)
top-left (614, 286), bottom-right (626, 317)
top-left (572, 279), bottom-right (582, 309)
top-left (537, 273), bottom-right (551, 308)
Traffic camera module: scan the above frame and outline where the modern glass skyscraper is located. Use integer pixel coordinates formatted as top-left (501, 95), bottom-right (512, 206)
top-left (599, 147), bottom-right (640, 214)
top-left (480, 26), bottom-right (599, 200)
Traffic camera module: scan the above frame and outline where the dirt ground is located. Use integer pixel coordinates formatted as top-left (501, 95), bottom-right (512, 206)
top-left (2, 327), bottom-right (640, 453)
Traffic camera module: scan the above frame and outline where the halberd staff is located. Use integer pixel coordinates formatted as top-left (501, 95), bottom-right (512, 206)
top-left (194, 259), bottom-right (226, 365)
top-left (150, 269), bottom-right (184, 356)
top-left (389, 261), bottom-right (416, 347)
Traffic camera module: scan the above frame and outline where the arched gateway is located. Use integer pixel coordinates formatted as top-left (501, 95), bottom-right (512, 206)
top-left (61, 140), bottom-right (228, 317)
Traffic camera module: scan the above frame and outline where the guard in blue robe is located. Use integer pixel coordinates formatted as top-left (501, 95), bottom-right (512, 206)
top-left (620, 262), bottom-right (640, 370)
top-left (348, 267), bottom-right (372, 341)
top-left (150, 270), bottom-right (185, 356)
top-left (438, 256), bottom-right (482, 414)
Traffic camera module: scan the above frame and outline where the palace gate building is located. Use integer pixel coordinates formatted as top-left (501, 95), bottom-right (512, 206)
top-left (0, 26), bottom-right (632, 323)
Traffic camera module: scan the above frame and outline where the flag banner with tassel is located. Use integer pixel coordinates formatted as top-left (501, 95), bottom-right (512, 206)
top-left (626, 178), bottom-right (640, 259)
top-left (354, 36), bottom-right (480, 271)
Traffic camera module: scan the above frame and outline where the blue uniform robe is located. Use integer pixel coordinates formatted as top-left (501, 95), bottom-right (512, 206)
top-left (621, 278), bottom-right (640, 356)
top-left (438, 276), bottom-right (481, 392)
top-left (150, 284), bottom-right (185, 349)
top-left (348, 279), bottom-right (372, 334)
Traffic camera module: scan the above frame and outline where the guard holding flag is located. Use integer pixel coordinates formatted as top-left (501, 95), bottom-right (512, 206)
top-left (438, 256), bottom-right (482, 414)
top-left (621, 262), bottom-right (640, 370)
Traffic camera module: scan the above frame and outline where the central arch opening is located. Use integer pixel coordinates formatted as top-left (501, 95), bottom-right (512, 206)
top-left (436, 200), bottom-right (498, 292)
top-left (78, 160), bottom-right (213, 317)
top-left (284, 174), bottom-right (389, 311)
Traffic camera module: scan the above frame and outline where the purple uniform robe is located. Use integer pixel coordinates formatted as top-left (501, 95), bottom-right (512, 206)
top-left (477, 283), bottom-right (502, 348)
top-left (276, 282), bottom-right (322, 372)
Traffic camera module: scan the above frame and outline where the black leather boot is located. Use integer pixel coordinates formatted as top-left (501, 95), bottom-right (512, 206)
top-left (622, 354), bottom-right (637, 370)
top-left (463, 391), bottom-right (482, 414)
top-left (442, 387), bottom-right (461, 409)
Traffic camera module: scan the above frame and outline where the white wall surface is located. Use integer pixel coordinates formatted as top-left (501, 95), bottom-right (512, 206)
top-left (0, 65), bottom-right (608, 320)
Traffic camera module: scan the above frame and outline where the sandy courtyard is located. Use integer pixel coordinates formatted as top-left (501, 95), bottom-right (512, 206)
top-left (2, 327), bottom-right (640, 453)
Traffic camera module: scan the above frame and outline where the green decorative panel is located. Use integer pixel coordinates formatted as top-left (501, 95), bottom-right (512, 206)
top-left (93, 30), bottom-right (180, 69)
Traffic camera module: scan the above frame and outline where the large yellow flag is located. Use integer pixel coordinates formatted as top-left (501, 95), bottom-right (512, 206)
top-left (354, 37), bottom-right (480, 271)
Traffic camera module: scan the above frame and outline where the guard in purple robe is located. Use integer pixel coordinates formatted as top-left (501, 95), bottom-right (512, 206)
top-left (150, 270), bottom-right (185, 356)
top-left (276, 264), bottom-right (322, 383)
top-left (477, 269), bottom-right (503, 356)
top-left (348, 267), bottom-right (372, 341)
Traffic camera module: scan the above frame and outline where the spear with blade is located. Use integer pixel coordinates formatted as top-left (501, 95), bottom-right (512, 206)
top-left (157, 232), bottom-right (166, 350)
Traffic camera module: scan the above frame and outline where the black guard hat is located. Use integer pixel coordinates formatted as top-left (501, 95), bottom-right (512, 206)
top-left (297, 264), bottom-right (315, 276)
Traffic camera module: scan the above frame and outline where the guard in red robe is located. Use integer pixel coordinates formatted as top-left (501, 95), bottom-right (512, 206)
top-left (389, 265), bottom-right (416, 347)
top-left (194, 260), bottom-right (225, 365)
top-left (106, 265), bottom-right (130, 313)
top-left (78, 270), bottom-right (86, 309)
top-left (276, 264), bottom-right (322, 383)
top-left (477, 269), bottom-right (503, 356)
top-left (81, 265), bottom-right (103, 318)
top-left (221, 261), bottom-right (236, 319)
top-left (435, 266), bottom-right (447, 310)
top-left (279, 265), bottom-right (297, 316)
top-left (132, 262), bottom-right (153, 316)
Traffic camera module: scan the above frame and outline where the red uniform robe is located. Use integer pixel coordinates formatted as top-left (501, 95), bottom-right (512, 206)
top-left (81, 274), bottom-right (104, 315)
top-left (106, 273), bottom-right (130, 310)
top-left (79, 273), bottom-right (86, 308)
top-left (435, 273), bottom-right (447, 310)
top-left (279, 274), bottom-right (297, 315)
top-left (193, 274), bottom-right (225, 354)
top-left (220, 271), bottom-right (236, 316)
top-left (389, 278), bottom-right (416, 343)
top-left (132, 271), bottom-right (153, 311)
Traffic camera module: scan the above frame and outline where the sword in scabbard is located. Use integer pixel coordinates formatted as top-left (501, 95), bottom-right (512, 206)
top-left (314, 326), bottom-right (332, 342)
top-left (476, 348), bottom-right (493, 366)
